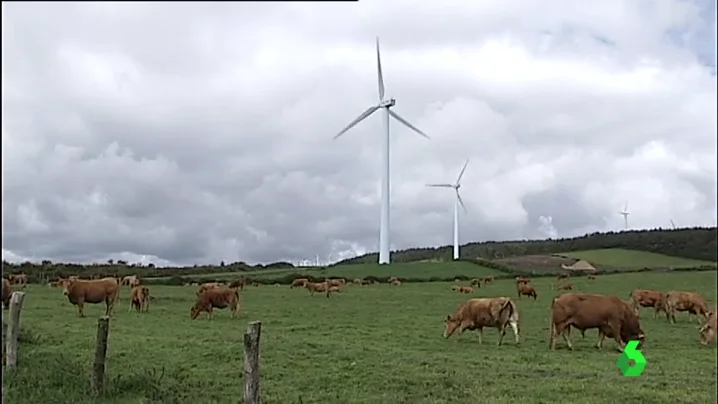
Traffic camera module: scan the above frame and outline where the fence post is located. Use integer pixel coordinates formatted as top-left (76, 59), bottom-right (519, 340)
top-left (243, 321), bottom-right (262, 404)
top-left (5, 291), bottom-right (27, 369)
top-left (92, 316), bottom-right (111, 396)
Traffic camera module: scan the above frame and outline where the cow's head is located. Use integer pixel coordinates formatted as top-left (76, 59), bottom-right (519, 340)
top-left (60, 279), bottom-right (74, 296)
top-left (190, 304), bottom-right (202, 320)
top-left (443, 314), bottom-right (462, 339)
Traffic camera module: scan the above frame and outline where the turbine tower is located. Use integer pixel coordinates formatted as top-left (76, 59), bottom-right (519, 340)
top-left (426, 159), bottom-right (469, 260)
top-left (619, 202), bottom-right (630, 230)
top-left (333, 37), bottom-right (430, 265)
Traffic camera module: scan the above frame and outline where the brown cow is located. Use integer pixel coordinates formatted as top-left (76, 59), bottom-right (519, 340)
top-left (326, 285), bottom-right (342, 297)
top-left (458, 286), bottom-right (474, 294)
top-left (291, 278), bottom-right (309, 288)
top-left (451, 285), bottom-right (459, 292)
top-left (8, 274), bottom-right (28, 288)
top-left (699, 310), bottom-right (717, 346)
top-left (326, 279), bottom-right (344, 288)
top-left (121, 275), bottom-right (141, 287)
top-left (190, 287), bottom-right (240, 320)
top-left (443, 297), bottom-right (520, 345)
top-left (549, 293), bottom-right (645, 351)
top-left (2, 278), bottom-right (12, 309)
top-left (517, 283), bottom-right (537, 300)
top-left (129, 285), bottom-right (150, 313)
top-left (197, 282), bottom-right (223, 295)
top-left (353, 278), bottom-right (363, 285)
top-left (557, 273), bottom-right (570, 281)
top-left (666, 291), bottom-right (711, 324)
top-left (629, 289), bottom-right (668, 319)
top-left (470, 278), bottom-right (481, 288)
top-left (228, 278), bottom-right (246, 291)
top-left (62, 277), bottom-right (120, 317)
top-left (390, 279), bottom-right (402, 286)
top-left (482, 276), bottom-right (495, 284)
top-left (388, 277), bottom-right (399, 284)
top-left (515, 276), bottom-right (529, 284)
top-left (556, 283), bottom-right (573, 291)
top-left (588, 275), bottom-right (596, 280)
top-left (305, 281), bottom-right (328, 296)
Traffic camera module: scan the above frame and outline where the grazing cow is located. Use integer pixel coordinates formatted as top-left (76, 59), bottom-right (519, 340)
top-left (482, 276), bottom-right (495, 285)
top-left (517, 283), bottom-right (537, 300)
top-left (8, 274), bottom-right (28, 288)
top-left (326, 285), bottom-right (342, 297)
top-left (390, 279), bottom-right (402, 286)
top-left (549, 293), bottom-right (645, 351)
top-left (129, 285), bottom-right (150, 313)
top-left (556, 283), bottom-right (573, 291)
top-left (699, 310), bottom-right (717, 346)
top-left (557, 273), bottom-right (570, 281)
top-left (458, 286), bottom-right (474, 294)
top-left (305, 282), bottom-right (328, 296)
top-left (443, 297), bottom-right (520, 345)
top-left (588, 275), bottom-right (597, 280)
top-left (628, 289), bottom-right (668, 319)
top-left (62, 277), bottom-right (120, 317)
top-left (2, 278), bottom-right (12, 309)
top-left (190, 287), bottom-right (240, 320)
top-left (470, 278), bottom-right (481, 288)
top-left (515, 276), bottom-right (529, 284)
top-left (666, 291), bottom-right (711, 324)
top-left (451, 285), bottom-right (459, 292)
top-left (388, 277), bottom-right (399, 284)
top-left (228, 278), bottom-right (246, 291)
top-left (291, 278), bottom-right (309, 289)
top-left (121, 275), bottom-right (141, 287)
top-left (326, 279), bottom-right (344, 288)
top-left (353, 278), bottom-right (363, 285)
top-left (197, 282), bottom-right (223, 295)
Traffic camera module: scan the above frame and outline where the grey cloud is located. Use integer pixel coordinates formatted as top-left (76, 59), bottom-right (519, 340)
top-left (2, 2), bottom-right (715, 266)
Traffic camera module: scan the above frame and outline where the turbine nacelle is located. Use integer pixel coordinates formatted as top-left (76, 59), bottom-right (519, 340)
top-left (379, 98), bottom-right (396, 108)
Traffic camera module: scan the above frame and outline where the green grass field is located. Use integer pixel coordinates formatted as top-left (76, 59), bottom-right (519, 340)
top-left (3, 271), bottom-right (716, 403)
top-left (555, 248), bottom-right (717, 268)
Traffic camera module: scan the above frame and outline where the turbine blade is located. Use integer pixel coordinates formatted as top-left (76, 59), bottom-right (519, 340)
top-left (426, 183), bottom-right (453, 188)
top-left (624, 201), bottom-right (628, 211)
top-left (388, 109), bottom-right (429, 139)
top-left (456, 158), bottom-right (469, 184)
top-left (376, 37), bottom-right (385, 101)
top-left (457, 190), bottom-right (467, 213)
top-left (333, 106), bottom-right (380, 140)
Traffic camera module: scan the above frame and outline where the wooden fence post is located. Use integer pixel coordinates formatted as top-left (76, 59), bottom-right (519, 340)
top-left (92, 315), bottom-right (111, 396)
top-left (5, 291), bottom-right (26, 369)
top-left (243, 321), bottom-right (262, 404)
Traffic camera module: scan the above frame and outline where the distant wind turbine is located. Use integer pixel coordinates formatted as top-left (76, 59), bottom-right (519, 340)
top-left (333, 37), bottom-right (430, 265)
top-left (426, 159), bottom-right (470, 260)
top-left (619, 202), bottom-right (630, 230)
top-left (670, 219), bottom-right (676, 230)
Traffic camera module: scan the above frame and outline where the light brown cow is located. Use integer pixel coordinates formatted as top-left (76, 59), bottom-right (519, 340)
top-left (129, 285), bottom-right (150, 313)
top-left (556, 283), bottom-right (573, 291)
top-left (121, 275), bottom-right (141, 287)
top-left (228, 278), bottom-right (246, 291)
top-left (8, 274), bottom-right (28, 288)
top-left (326, 285), bottom-right (342, 297)
top-left (2, 278), bottom-right (12, 309)
top-left (190, 287), bottom-right (240, 319)
top-left (666, 291), bottom-right (711, 324)
top-left (458, 286), bottom-right (474, 294)
top-left (470, 278), bottom-right (481, 288)
top-left (353, 278), bottom-right (363, 285)
top-left (517, 283), bottom-right (537, 300)
top-left (482, 276), bottom-right (495, 284)
top-left (291, 278), bottom-right (309, 289)
top-left (549, 293), bottom-right (645, 351)
top-left (699, 310), bottom-right (717, 346)
top-left (62, 277), bottom-right (120, 317)
top-left (451, 285), bottom-right (459, 292)
top-left (197, 282), bottom-right (223, 295)
top-left (629, 289), bottom-right (668, 319)
top-left (305, 281), bottom-right (328, 296)
top-left (388, 277), bottom-right (399, 284)
top-left (443, 297), bottom-right (520, 345)
top-left (390, 279), bottom-right (402, 286)
top-left (326, 279), bottom-right (344, 288)
top-left (515, 276), bottom-right (529, 284)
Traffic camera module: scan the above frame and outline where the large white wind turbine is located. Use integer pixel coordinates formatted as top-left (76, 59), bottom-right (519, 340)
top-left (426, 159), bottom-right (469, 260)
top-left (333, 37), bottom-right (430, 265)
top-left (619, 202), bottom-right (630, 230)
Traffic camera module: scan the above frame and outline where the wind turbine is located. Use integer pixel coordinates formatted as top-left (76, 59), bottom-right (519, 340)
top-left (670, 219), bottom-right (676, 230)
top-left (426, 159), bottom-right (469, 260)
top-left (619, 202), bottom-right (630, 230)
top-left (333, 37), bottom-right (430, 265)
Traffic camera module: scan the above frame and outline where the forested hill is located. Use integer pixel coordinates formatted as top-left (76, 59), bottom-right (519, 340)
top-left (334, 227), bottom-right (718, 265)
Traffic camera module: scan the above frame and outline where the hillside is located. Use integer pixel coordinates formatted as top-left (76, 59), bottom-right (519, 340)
top-left (335, 227), bottom-right (717, 265)
top-left (555, 249), bottom-right (717, 269)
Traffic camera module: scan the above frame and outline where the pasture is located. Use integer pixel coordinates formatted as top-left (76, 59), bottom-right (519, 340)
top-left (3, 271), bottom-right (717, 404)
top-left (555, 248), bottom-right (717, 269)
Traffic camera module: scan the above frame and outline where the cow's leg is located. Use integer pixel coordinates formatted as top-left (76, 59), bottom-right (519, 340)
top-left (596, 331), bottom-right (605, 349)
top-left (477, 328), bottom-right (483, 344)
top-left (558, 324), bottom-right (573, 350)
top-left (607, 321), bottom-right (624, 351)
top-left (549, 322), bottom-right (559, 350)
top-left (77, 301), bottom-right (86, 317)
top-left (507, 320), bottom-right (520, 344)
top-left (497, 325), bottom-right (506, 346)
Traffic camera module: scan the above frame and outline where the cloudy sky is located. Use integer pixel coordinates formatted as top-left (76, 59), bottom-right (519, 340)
top-left (2, 1), bottom-right (716, 266)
